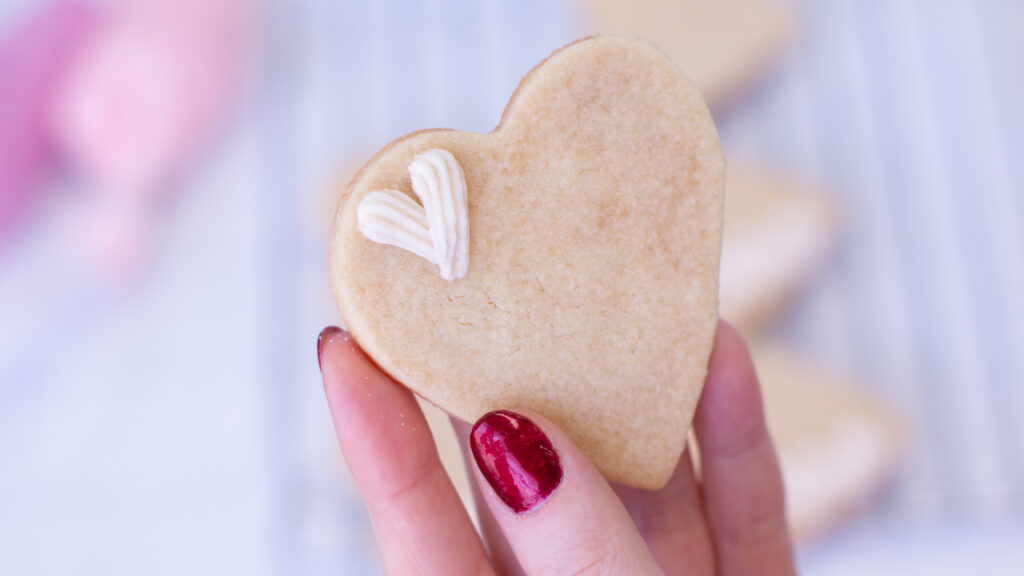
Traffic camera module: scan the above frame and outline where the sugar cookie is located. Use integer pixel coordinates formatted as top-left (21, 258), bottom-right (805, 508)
top-left (720, 166), bottom-right (838, 332)
top-left (329, 37), bottom-right (725, 489)
top-left (755, 346), bottom-right (907, 542)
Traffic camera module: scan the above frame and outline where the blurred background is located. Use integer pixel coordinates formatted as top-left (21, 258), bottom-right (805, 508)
top-left (1, 0), bottom-right (1023, 574)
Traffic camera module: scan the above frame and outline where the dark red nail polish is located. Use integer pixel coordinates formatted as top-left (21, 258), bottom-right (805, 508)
top-left (470, 410), bottom-right (563, 513)
top-left (317, 326), bottom-right (343, 369)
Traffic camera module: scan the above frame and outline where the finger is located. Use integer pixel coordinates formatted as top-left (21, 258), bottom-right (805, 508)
top-left (318, 327), bottom-right (494, 576)
top-left (693, 321), bottom-right (796, 576)
top-left (612, 442), bottom-right (715, 576)
top-left (451, 418), bottom-right (526, 576)
top-left (467, 409), bottom-right (662, 575)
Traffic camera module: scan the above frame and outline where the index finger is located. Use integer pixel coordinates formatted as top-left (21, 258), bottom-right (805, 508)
top-left (318, 327), bottom-right (495, 576)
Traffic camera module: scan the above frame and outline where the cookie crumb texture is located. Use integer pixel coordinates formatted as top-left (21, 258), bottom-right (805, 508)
top-left (329, 36), bottom-right (724, 489)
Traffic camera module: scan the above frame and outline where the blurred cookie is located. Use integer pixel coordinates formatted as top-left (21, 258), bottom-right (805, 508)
top-left (720, 166), bottom-right (838, 333)
top-left (753, 345), bottom-right (908, 542)
top-left (582, 0), bottom-right (794, 106)
top-left (329, 37), bottom-right (725, 489)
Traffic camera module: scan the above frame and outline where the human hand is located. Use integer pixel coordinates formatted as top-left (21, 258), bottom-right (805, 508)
top-left (317, 320), bottom-right (796, 575)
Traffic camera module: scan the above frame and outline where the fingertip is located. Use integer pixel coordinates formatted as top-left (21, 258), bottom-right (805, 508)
top-left (317, 326), bottom-right (368, 406)
top-left (316, 326), bottom-right (419, 441)
top-left (317, 325), bottom-right (348, 370)
top-left (695, 319), bottom-right (766, 456)
top-left (711, 319), bottom-right (752, 375)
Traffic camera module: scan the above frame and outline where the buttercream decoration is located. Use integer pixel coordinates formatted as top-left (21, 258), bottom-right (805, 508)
top-left (357, 149), bottom-right (470, 281)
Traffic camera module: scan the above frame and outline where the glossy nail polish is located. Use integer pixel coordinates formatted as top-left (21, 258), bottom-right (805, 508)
top-left (317, 326), bottom-right (343, 369)
top-left (470, 410), bottom-right (563, 513)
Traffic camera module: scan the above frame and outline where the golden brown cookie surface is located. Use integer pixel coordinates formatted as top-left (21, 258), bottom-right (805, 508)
top-left (329, 36), bottom-right (724, 489)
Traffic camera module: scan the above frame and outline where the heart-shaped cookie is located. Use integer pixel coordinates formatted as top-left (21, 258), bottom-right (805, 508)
top-left (329, 36), bottom-right (724, 489)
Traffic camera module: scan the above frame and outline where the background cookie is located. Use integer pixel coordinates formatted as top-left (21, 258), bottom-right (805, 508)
top-left (753, 345), bottom-right (908, 542)
top-left (582, 0), bottom-right (794, 106)
top-left (719, 165), bottom-right (838, 333)
top-left (329, 37), bottom-right (725, 489)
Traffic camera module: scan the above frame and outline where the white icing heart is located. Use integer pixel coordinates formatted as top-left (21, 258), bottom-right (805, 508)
top-left (356, 149), bottom-right (470, 281)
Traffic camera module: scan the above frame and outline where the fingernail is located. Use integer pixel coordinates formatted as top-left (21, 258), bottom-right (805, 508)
top-left (470, 410), bottom-right (563, 513)
top-left (317, 326), bottom-right (344, 369)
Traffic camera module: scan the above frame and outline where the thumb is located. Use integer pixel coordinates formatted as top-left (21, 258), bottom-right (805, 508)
top-left (466, 409), bottom-right (663, 575)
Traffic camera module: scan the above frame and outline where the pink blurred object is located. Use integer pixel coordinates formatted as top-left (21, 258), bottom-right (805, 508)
top-left (52, 0), bottom-right (250, 274)
top-left (0, 0), bottom-right (96, 239)
top-left (54, 0), bottom-right (247, 194)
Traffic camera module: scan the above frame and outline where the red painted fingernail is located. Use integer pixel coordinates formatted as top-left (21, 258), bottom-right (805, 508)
top-left (317, 326), bottom-right (344, 369)
top-left (470, 410), bottom-right (563, 513)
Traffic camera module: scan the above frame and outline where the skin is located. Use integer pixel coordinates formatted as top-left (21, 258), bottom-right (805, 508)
top-left (319, 320), bottom-right (796, 575)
